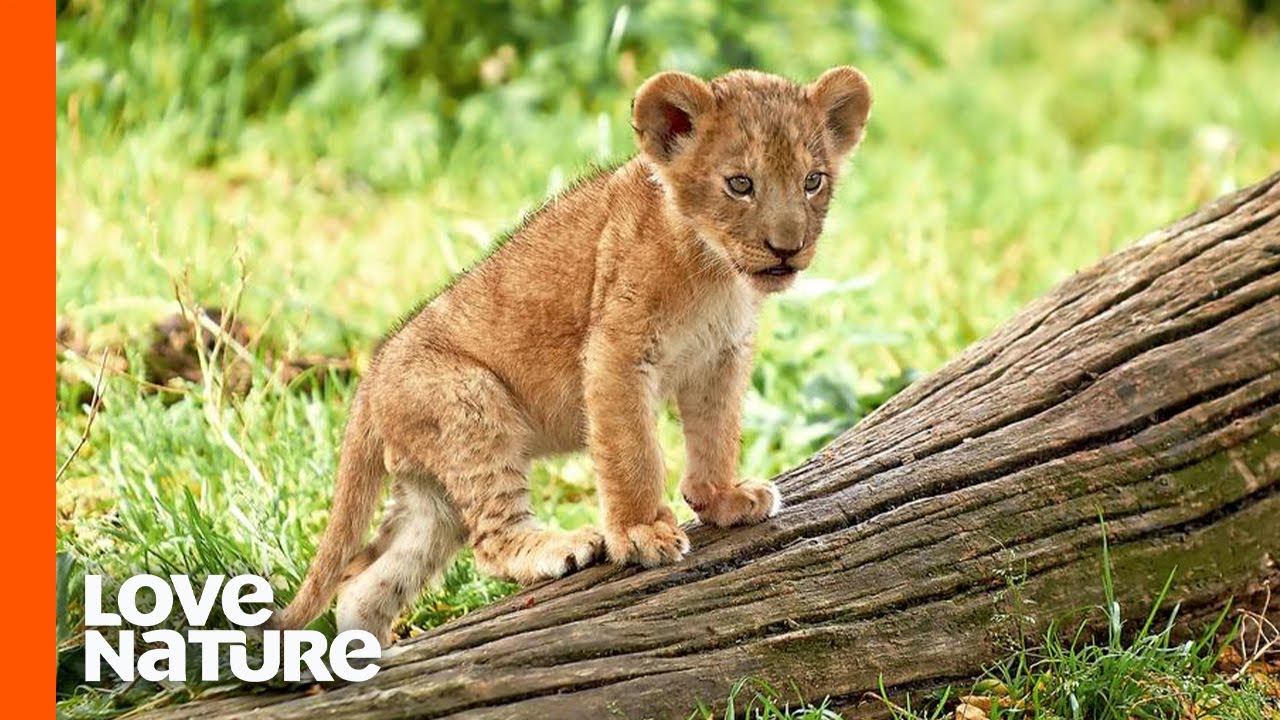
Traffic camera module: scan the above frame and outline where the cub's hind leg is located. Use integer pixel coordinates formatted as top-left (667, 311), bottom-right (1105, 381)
top-left (452, 461), bottom-right (605, 584)
top-left (334, 475), bottom-right (465, 644)
top-left (378, 353), bottom-right (604, 586)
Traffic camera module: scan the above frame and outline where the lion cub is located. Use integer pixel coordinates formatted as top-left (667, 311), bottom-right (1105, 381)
top-left (274, 67), bottom-right (872, 641)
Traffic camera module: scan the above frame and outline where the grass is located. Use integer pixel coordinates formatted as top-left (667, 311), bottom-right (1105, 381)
top-left (691, 677), bottom-right (845, 719)
top-left (877, 526), bottom-right (1279, 720)
top-left (974, 537), bottom-right (1276, 720)
top-left (693, 527), bottom-right (1280, 720)
top-left (55, 0), bottom-right (1280, 716)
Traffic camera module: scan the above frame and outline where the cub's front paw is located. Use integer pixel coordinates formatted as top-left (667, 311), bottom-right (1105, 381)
top-left (605, 509), bottom-right (690, 567)
top-left (684, 479), bottom-right (782, 528)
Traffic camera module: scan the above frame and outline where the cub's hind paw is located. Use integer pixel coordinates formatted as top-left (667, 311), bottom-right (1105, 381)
top-left (685, 479), bottom-right (781, 528)
top-left (605, 511), bottom-right (690, 568)
top-left (530, 527), bottom-right (606, 581)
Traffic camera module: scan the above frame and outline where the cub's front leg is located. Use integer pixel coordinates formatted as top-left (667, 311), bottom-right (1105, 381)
top-left (584, 329), bottom-right (690, 567)
top-left (677, 344), bottom-right (782, 527)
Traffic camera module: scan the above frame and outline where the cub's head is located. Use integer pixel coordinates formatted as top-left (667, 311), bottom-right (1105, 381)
top-left (632, 67), bottom-right (871, 293)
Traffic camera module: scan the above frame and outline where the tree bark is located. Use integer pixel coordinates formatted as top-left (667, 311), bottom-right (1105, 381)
top-left (145, 172), bottom-right (1280, 719)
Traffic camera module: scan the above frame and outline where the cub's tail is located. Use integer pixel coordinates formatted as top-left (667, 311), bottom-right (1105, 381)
top-left (270, 396), bottom-right (385, 631)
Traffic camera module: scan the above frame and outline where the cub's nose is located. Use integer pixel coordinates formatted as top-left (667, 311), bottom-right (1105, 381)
top-left (764, 239), bottom-right (800, 261)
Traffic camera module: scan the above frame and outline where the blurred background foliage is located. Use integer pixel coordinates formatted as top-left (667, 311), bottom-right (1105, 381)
top-left (55, 0), bottom-right (1279, 149)
top-left (56, 1), bottom-right (1280, 714)
top-left (57, 0), bottom-right (947, 180)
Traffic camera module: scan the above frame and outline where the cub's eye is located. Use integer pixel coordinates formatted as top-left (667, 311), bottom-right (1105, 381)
top-left (804, 171), bottom-right (825, 194)
top-left (726, 176), bottom-right (754, 196)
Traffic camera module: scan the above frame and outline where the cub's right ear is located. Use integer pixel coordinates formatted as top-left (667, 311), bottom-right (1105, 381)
top-left (632, 72), bottom-right (714, 164)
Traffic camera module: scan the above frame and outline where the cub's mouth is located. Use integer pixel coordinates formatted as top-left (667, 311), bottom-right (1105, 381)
top-left (747, 263), bottom-right (800, 293)
top-left (754, 264), bottom-right (798, 278)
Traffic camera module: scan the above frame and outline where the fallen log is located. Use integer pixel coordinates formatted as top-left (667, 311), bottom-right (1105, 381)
top-left (145, 171), bottom-right (1280, 719)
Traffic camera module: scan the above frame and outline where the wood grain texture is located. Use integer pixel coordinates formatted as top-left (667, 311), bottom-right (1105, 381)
top-left (142, 171), bottom-right (1280, 720)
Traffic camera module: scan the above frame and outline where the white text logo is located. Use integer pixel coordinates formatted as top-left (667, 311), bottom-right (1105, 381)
top-left (83, 574), bottom-right (381, 683)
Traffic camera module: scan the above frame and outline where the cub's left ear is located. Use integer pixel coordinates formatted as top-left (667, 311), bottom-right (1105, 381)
top-left (808, 66), bottom-right (873, 157)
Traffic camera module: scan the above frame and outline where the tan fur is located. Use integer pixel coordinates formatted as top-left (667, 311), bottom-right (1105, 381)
top-left (272, 67), bottom-right (872, 641)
